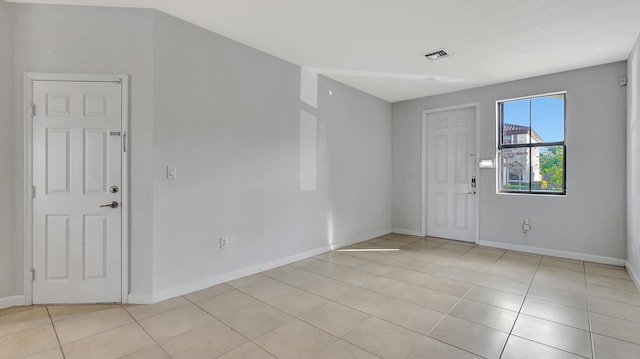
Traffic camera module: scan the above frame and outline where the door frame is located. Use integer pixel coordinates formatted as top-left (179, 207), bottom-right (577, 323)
top-left (23, 73), bottom-right (130, 305)
top-left (421, 103), bottom-right (480, 243)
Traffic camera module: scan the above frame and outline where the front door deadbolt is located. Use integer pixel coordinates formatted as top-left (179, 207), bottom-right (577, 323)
top-left (110, 186), bottom-right (119, 193)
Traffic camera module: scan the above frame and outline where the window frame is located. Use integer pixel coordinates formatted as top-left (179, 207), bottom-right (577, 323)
top-left (497, 91), bottom-right (567, 195)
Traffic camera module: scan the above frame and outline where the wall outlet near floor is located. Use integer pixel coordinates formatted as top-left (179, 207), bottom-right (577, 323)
top-left (523, 217), bottom-right (531, 233)
top-left (220, 236), bottom-right (229, 249)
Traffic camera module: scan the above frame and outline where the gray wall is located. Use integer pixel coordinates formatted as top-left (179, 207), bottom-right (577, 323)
top-left (393, 62), bottom-right (627, 260)
top-left (4, 1), bottom-right (629, 302)
top-left (151, 12), bottom-right (391, 294)
top-left (628, 35), bottom-right (640, 282)
top-left (1, 3), bottom-right (392, 303)
top-left (0, 0), bottom-right (15, 299)
top-left (11, 4), bottom-right (156, 297)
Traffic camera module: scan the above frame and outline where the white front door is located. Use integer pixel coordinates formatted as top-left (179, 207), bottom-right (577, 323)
top-left (32, 80), bottom-right (123, 303)
top-left (426, 107), bottom-right (476, 242)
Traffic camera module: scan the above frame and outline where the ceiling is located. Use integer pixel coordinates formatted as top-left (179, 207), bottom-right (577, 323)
top-left (8, 0), bottom-right (640, 102)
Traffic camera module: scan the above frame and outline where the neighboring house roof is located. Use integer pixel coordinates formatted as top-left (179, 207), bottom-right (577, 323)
top-left (504, 123), bottom-right (543, 142)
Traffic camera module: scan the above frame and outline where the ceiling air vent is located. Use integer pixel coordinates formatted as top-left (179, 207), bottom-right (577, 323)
top-left (424, 50), bottom-right (449, 61)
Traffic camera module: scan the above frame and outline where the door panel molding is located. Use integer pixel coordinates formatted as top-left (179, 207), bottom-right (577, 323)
top-left (421, 103), bottom-right (479, 243)
top-left (23, 73), bottom-right (129, 305)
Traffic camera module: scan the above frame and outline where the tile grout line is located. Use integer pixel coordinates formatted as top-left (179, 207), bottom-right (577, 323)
top-left (51, 306), bottom-right (131, 346)
top-left (402, 283), bottom-right (480, 357)
top-left (158, 245), bottom-right (628, 357)
top-left (585, 261), bottom-right (597, 359)
top-left (238, 239), bottom-right (473, 358)
top-left (586, 284), bottom-right (640, 305)
top-left (428, 247), bottom-right (503, 336)
top-left (183, 289), bottom-right (368, 359)
top-left (307, 239), bottom-right (481, 303)
top-left (11, 235), bottom-right (638, 359)
top-left (45, 305), bottom-right (66, 359)
top-left (583, 291), bottom-right (640, 352)
top-left (498, 256), bottom-right (606, 359)
top-left (403, 243), bottom-right (509, 359)
top-left (356, 241), bottom-right (538, 343)
top-left (274, 260), bottom-right (434, 358)
top-left (0, 306), bottom-right (62, 356)
top-left (180, 295), bottom-right (275, 359)
top-left (121, 304), bottom-right (173, 359)
top-left (496, 253), bottom-right (543, 359)
top-left (339, 237), bottom-right (476, 359)
top-left (225, 279), bottom-right (388, 359)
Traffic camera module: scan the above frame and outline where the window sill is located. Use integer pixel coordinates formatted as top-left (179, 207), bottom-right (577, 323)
top-left (497, 191), bottom-right (566, 197)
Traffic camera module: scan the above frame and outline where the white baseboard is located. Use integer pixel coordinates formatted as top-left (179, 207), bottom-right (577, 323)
top-left (146, 246), bottom-right (330, 303)
top-left (478, 240), bottom-right (626, 266)
top-left (626, 261), bottom-right (640, 291)
top-left (127, 293), bottom-right (155, 305)
top-left (133, 228), bottom-right (391, 304)
top-left (392, 228), bottom-right (424, 237)
top-left (0, 296), bottom-right (25, 310)
top-left (332, 229), bottom-right (393, 249)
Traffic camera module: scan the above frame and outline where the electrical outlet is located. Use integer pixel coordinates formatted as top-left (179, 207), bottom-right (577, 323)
top-left (220, 236), bottom-right (229, 249)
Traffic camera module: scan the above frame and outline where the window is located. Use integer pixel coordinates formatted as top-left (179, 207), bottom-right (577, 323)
top-left (498, 92), bottom-right (566, 194)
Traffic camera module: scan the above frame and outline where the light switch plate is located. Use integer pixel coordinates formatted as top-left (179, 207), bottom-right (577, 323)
top-left (167, 166), bottom-right (177, 179)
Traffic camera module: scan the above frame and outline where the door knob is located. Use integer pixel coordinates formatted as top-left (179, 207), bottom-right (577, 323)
top-left (99, 201), bottom-right (119, 209)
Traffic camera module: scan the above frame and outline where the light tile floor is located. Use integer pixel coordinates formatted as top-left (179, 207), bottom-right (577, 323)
top-left (2, 234), bottom-right (640, 358)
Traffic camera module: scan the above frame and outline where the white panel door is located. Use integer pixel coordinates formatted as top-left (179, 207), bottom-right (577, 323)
top-left (32, 80), bottom-right (123, 303)
top-left (427, 108), bottom-right (476, 242)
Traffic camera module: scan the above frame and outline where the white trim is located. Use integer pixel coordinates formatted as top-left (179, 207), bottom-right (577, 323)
top-left (120, 76), bottom-right (130, 304)
top-left (474, 104), bottom-right (480, 245)
top-left (327, 229), bottom-right (391, 251)
top-left (23, 75), bottom-right (34, 306)
top-left (497, 90), bottom-right (567, 104)
top-left (23, 73), bottom-right (130, 305)
top-left (0, 296), bottom-right (26, 310)
top-left (336, 229), bottom-right (393, 248)
top-left (23, 73), bottom-right (126, 83)
top-left (421, 103), bottom-right (480, 243)
top-left (494, 91), bottom-right (567, 196)
top-left (479, 239), bottom-right (626, 266)
top-left (392, 228), bottom-right (424, 236)
top-left (129, 229), bottom-right (391, 304)
top-left (126, 293), bottom-right (155, 305)
top-left (420, 112), bottom-right (427, 237)
top-left (626, 261), bottom-right (640, 291)
top-left (140, 246), bottom-right (332, 304)
top-left (497, 192), bottom-right (568, 198)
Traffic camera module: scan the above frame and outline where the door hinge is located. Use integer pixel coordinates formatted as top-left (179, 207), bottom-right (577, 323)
top-left (29, 104), bottom-right (36, 117)
top-left (29, 268), bottom-right (35, 282)
top-left (32, 185), bottom-right (36, 199)
top-left (122, 131), bottom-right (127, 152)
